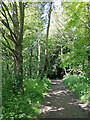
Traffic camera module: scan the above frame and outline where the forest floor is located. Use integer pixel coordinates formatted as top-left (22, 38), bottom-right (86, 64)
top-left (39, 80), bottom-right (89, 118)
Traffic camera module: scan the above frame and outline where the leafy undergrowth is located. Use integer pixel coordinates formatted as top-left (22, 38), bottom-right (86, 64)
top-left (63, 75), bottom-right (90, 105)
top-left (2, 77), bottom-right (50, 119)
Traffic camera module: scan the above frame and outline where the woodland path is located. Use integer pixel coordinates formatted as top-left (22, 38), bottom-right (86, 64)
top-left (39, 80), bottom-right (89, 118)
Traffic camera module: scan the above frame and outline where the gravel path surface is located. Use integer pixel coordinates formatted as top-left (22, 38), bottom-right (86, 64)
top-left (39, 80), bottom-right (89, 118)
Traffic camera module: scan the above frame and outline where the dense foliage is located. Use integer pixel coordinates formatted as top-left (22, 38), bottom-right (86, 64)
top-left (2, 77), bottom-right (50, 119)
top-left (59, 2), bottom-right (89, 77)
top-left (63, 75), bottom-right (89, 104)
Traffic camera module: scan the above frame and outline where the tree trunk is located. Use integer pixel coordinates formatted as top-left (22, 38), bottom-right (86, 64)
top-left (37, 37), bottom-right (41, 76)
top-left (61, 45), bottom-right (67, 76)
top-left (1, 1), bottom-right (25, 93)
top-left (42, 2), bottom-right (52, 75)
top-left (29, 48), bottom-right (32, 78)
top-left (14, 44), bottom-right (23, 91)
top-left (12, 2), bottom-right (24, 92)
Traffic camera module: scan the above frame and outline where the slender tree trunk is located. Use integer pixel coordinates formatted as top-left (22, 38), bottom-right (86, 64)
top-left (37, 37), bottom-right (41, 76)
top-left (42, 2), bottom-right (52, 75)
top-left (61, 45), bottom-right (67, 76)
top-left (29, 48), bottom-right (32, 78)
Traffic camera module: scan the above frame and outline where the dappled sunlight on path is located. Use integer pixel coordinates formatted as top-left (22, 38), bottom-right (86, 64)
top-left (39, 80), bottom-right (89, 118)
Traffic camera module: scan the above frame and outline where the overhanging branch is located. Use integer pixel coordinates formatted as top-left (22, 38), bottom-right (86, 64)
top-left (68, 6), bottom-right (90, 29)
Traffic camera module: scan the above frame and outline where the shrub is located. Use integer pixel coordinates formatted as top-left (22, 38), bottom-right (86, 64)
top-left (2, 77), bottom-right (50, 119)
top-left (63, 75), bottom-right (89, 104)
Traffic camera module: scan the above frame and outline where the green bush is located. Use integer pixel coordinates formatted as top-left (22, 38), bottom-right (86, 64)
top-left (63, 75), bottom-right (89, 104)
top-left (2, 77), bottom-right (50, 119)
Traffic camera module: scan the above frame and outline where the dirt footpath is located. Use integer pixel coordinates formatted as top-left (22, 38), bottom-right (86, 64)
top-left (39, 80), bottom-right (89, 118)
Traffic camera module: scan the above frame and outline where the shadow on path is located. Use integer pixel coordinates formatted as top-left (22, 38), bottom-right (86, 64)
top-left (39, 80), bottom-right (89, 118)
